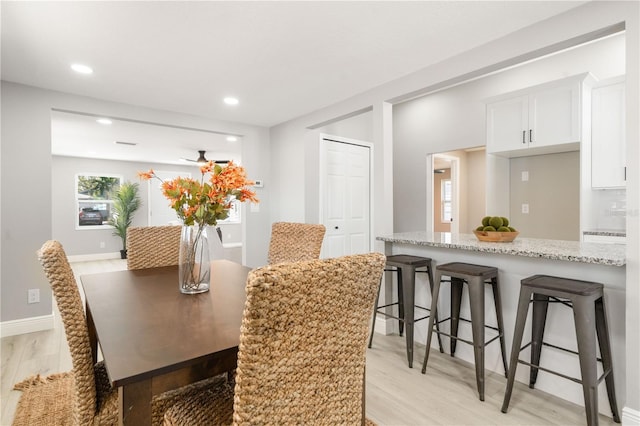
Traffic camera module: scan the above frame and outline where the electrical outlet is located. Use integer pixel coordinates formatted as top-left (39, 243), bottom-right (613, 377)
top-left (28, 289), bottom-right (40, 304)
top-left (522, 203), bottom-right (529, 214)
top-left (100, 241), bottom-right (106, 248)
top-left (521, 171), bottom-right (529, 181)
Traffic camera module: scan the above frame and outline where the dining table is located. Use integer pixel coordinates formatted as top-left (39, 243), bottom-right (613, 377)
top-left (80, 259), bottom-right (250, 426)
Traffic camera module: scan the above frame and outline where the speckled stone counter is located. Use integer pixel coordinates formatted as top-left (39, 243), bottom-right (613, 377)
top-left (377, 231), bottom-right (625, 266)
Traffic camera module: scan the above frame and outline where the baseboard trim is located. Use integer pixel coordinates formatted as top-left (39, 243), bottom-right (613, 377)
top-left (374, 316), bottom-right (392, 335)
top-left (223, 242), bottom-right (242, 249)
top-left (67, 252), bottom-right (121, 262)
top-left (622, 406), bottom-right (640, 425)
top-left (0, 314), bottom-right (55, 338)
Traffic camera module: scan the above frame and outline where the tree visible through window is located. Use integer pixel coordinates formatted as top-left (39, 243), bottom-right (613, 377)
top-left (76, 174), bottom-right (122, 228)
top-left (441, 179), bottom-right (452, 223)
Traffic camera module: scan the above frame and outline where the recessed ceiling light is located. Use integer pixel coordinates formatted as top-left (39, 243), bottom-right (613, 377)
top-left (96, 118), bottom-right (112, 125)
top-left (226, 136), bottom-right (238, 142)
top-left (71, 63), bottom-right (93, 74)
top-left (223, 97), bottom-right (239, 105)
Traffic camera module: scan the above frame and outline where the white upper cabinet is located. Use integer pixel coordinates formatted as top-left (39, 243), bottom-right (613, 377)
top-left (486, 74), bottom-right (590, 157)
top-left (591, 78), bottom-right (626, 188)
top-left (486, 95), bottom-right (529, 154)
top-left (529, 82), bottom-right (581, 147)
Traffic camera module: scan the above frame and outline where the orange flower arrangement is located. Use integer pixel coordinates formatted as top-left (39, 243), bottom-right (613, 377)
top-left (138, 161), bottom-right (258, 227)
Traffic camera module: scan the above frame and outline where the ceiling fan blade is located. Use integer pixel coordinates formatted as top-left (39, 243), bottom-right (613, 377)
top-left (180, 151), bottom-right (230, 165)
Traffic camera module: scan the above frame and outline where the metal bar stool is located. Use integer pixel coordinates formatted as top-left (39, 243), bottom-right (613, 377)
top-left (421, 262), bottom-right (508, 401)
top-left (368, 255), bottom-right (443, 368)
top-left (502, 275), bottom-right (620, 425)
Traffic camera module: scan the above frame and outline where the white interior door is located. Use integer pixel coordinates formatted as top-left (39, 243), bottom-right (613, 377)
top-left (148, 170), bottom-right (191, 226)
top-left (321, 137), bottom-right (371, 258)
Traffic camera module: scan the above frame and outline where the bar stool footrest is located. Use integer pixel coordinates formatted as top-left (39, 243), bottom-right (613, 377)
top-left (432, 316), bottom-right (504, 348)
top-left (375, 303), bottom-right (435, 323)
top-left (517, 341), bottom-right (611, 385)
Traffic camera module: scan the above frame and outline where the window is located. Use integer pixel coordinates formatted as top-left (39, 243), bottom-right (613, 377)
top-left (76, 174), bottom-right (122, 229)
top-left (219, 197), bottom-right (241, 224)
top-left (441, 179), bottom-right (452, 223)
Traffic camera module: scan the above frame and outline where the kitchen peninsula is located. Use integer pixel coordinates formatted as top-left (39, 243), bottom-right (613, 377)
top-left (376, 231), bottom-right (626, 419)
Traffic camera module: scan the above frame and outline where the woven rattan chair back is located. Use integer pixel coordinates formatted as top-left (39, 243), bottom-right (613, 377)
top-left (127, 225), bottom-right (181, 270)
top-left (267, 222), bottom-right (326, 265)
top-left (163, 252), bottom-right (385, 425)
top-left (234, 252), bottom-right (386, 423)
top-left (37, 240), bottom-right (100, 425)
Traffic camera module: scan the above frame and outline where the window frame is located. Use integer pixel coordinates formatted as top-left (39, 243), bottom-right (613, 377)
top-left (441, 178), bottom-right (452, 224)
top-left (218, 196), bottom-right (241, 224)
top-left (75, 173), bottom-right (123, 230)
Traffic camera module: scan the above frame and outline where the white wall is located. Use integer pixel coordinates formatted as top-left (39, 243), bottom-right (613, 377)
top-left (509, 151), bottom-right (581, 240)
top-left (1, 82), bottom-right (271, 324)
top-left (466, 149), bottom-right (486, 232)
top-left (269, 2), bottom-right (639, 419)
top-left (52, 156), bottom-right (243, 256)
top-left (393, 32), bottom-right (625, 232)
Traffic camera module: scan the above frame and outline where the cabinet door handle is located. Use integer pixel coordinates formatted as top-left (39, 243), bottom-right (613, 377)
top-left (529, 129), bottom-right (533, 143)
top-left (522, 130), bottom-right (526, 144)
top-left (624, 167), bottom-right (627, 181)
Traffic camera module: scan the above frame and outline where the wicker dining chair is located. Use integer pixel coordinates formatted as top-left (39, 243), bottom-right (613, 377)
top-left (267, 222), bottom-right (326, 265)
top-left (163, 252), bottom-right (386, 426)
top-left (126, 225), bottom-right (181, 270)
top-left (37, 240), bottom-right (226, 426)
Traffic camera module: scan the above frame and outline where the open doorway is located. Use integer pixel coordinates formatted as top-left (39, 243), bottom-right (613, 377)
top-left (427, 154), bottom-right (459, 233)
top-left (433, 157), bottom-right (454, 232)
top-left (427, 147), bottom-right (486, 234)
top-left (50, 109), bottom-right (244, 259)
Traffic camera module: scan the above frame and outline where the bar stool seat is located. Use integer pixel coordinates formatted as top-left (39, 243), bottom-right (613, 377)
top-left (421, 262), bottom-right (508, 401)
top-left (368, 255), bottom-right (443, 368)
top-left (502, 275), bottom-right (620, 426)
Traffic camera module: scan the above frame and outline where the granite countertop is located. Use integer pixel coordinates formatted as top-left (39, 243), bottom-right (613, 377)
top-left (583, 229), bottom-right (626, 237)
top-left (377, 232), bottom-right (626, 266)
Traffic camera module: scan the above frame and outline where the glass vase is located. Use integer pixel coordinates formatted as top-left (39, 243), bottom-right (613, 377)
top-left (179, 224), bottom-right (210, 294)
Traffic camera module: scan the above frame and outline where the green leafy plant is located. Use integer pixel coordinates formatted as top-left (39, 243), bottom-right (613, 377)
top-left (108, 182), bottom-right (141, 251)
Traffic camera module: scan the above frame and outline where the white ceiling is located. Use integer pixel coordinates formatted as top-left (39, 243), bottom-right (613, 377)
top-left (50, 110), bottom-right (243, 166)
top-left (2, 1), bottom-right (586, 165)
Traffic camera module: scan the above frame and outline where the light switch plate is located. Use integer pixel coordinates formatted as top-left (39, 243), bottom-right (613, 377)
top-left (522, 171), bottom-right (529, 181)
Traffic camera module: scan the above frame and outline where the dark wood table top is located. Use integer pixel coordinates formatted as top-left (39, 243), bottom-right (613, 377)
top-left (80, 260), bottom-right (250, 388)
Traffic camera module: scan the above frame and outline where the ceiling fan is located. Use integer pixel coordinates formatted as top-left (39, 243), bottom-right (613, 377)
top-left (182, 150), bottom-right (229, 165)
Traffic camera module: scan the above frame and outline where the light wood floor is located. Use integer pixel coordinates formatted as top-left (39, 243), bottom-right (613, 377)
top-left (1, 259), bottom-right (615, 425)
